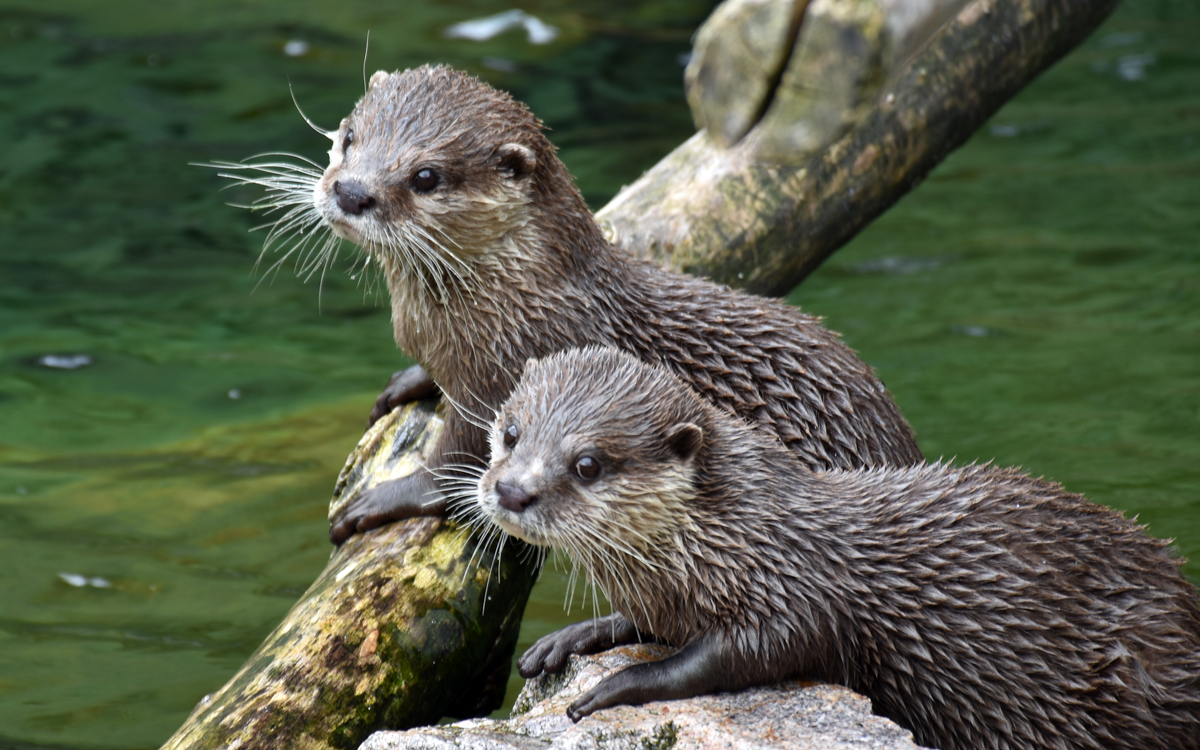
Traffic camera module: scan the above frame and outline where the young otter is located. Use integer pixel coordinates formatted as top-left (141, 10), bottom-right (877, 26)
top-left (472, 346), bottom-right (1200, 750)
top-left (295, 65), bottom-right (922, 543)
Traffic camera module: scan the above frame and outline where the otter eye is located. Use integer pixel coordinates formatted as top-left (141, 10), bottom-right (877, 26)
top-left (503, 424), bottom-right (519, 449)
top-left (412, 168), bottom-right (439, 193)
top-left (342, 130), bottom-right (353, 153)
top-left (573, 455), bottom-right (600, 482)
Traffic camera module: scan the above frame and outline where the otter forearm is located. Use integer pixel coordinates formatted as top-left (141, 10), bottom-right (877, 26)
top-left (566, 633), bottom-right (742, 722)
top-left (330, 411), bottom-right (487, 544)
top-left (328, 471), bottom-right (447, 544)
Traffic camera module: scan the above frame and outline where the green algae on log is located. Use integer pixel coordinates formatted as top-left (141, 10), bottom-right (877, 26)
top-left (159, 401), bottom-right (537, 750)
top-left (601, 0), bottom-right (1123, 297)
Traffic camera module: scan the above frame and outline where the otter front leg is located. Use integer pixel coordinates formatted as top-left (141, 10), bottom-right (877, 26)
top-left (567, 634), bottom-right (734, 722)
top-left (367, 364), bottom-right (439, 429)
top-left (329, 472), bottom-right (446, 544)
top-left (519, 614), bottom-right (641, 678)
top-left (330, 409), bottom-right (486, 544)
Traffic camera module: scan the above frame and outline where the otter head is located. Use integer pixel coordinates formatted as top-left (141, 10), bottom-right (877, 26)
top-left (314, 65), bottom-right (592, 302)
top-left (474, 347), bottom-right (707, 583)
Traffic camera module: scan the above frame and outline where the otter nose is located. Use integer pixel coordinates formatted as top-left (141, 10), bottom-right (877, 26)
top-left (333, 179), bottom-right (376, 215)
top-left (495, 482), bottom-right (536, 513)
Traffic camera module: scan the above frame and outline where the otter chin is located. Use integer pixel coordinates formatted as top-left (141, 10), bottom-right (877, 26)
top-left (469, 346), bottom-right (1200, 750)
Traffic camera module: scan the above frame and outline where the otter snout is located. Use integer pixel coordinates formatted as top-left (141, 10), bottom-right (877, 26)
top-left (333, 179), bottom-right (376, 215)
top-left (495, 481), bottom-right (537, 512)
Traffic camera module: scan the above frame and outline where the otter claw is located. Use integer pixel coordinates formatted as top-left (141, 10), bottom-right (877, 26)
top-left (367, 364), bottom-right (439, 429)
top-left (519, 615), bottom-right (641, 678)
top-left (329, 473), bottom-right (447, 545)
top-left (518, 636), bottom-right (570, 678)
top-left (566, 693), bottom-right (598, 722)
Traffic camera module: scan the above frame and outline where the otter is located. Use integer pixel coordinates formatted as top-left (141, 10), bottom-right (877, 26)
top-left (470, 346), bottom-right (1200, 750)
top-left (237, 64), bottom-right (923, 543)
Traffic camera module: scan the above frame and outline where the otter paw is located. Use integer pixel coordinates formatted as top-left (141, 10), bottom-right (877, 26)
top-left (518, 631), bottom-right (576, 678)
top-left (519, 616), bottom-right (635, 678)
top-left (367, 364), bottom-right (439, 429)
top-left (329, 473), bottom-right (446, 545)
top-left (566, 681), bottom-right (615, 722)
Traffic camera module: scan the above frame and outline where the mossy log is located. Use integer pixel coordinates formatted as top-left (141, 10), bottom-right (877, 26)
top-left (160, 402), bottom-right (538, 750)
top-left (160, 0), bottom-right (1121, 747)
top-left (600, 0), bottom-right (1122, 296)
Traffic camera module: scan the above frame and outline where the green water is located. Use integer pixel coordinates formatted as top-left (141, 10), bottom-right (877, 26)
top-left (0, 1), bottom-right (1196, 747)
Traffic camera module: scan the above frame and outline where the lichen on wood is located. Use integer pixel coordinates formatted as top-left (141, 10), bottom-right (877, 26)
top-left (160, 401), bottom-right (538, 750)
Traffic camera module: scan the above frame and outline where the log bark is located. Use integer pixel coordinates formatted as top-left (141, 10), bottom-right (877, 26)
top-left (601, 0), bottom-right (1123, 296)
top-left (160, 0), bottom-right (1121, 747)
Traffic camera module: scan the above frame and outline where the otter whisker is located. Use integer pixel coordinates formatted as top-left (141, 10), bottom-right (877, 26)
top-left (459, 517), bottom-right (503, 583)
top-left (288, 81), bottom-right (333, 139)
top-left (564, 536), bottom-right (606, 618)
top-left (250, 208), bottom-right (322, 242)
top-left (457, 384), bottom-right (499, 424)
top-left (202, 156), bottom-right (373, 300)
top-left (239, 151), bottom-right (329, 170)
top-left (605, 545), bottom-right (654, 632)
top-left (346, 252), bottom-right (383, 301)
top-left (361, 31), bottom-right (371, 93)
top-left (400, 225), bottom-right (453, 302)
top-left (472, 528), bottom-right (506, 585)
top-left (477, 533), bottom-right (511, 612)
top-left (459, 525), bottom-right (493, 584)
top-left (562, 551), bottom-right (583, 614)
top-left (211, 158), bottom-right (325, 179)
top-left (410, 221), bottom-right (473, 280)
top-left (438, 460), bottom-right (487, 473)
top-left (254, 219), bottom-right (334, 286)
top-left (439, 389), bottom-right (495, 433)
top-left (379, 224), bottom-right (442, 302)
top-left (298, 235), bottom-right (341, 305)
top-left (432, 469), bottom-right (487, 485)
top-left (580, 535), bottom-right (628, 624)
top-left (441, 451), bottom-right (490, 463)
top-left (405, 222), bottom-right (475, 305)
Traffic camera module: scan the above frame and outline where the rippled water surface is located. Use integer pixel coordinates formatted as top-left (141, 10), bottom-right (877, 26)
top-left (1, 1), bottom-right (1197, 747)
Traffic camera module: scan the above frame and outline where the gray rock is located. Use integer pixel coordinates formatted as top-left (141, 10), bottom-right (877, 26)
top-left (360, 644), bottom-right (930, 750)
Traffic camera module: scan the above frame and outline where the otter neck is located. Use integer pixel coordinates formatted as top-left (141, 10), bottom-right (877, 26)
top-left (380, 196), bottom-right (612, 404)
top-left (634, 418), bottom-right (856, 646)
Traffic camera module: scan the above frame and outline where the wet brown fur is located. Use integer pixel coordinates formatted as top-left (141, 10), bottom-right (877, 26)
top-left (478, 347), bottom-right (1200, 750)
top-left (314, 66), bottom-right (923, 536)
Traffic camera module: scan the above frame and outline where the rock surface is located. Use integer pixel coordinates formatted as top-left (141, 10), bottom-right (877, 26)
top-left (360, 645), bottom-right (929, 749)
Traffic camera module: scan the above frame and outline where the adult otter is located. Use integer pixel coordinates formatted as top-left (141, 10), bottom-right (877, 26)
top-left (472, 346), bottom-right (1200, 750)
top-left (302, 64), bottom-right (921, 543)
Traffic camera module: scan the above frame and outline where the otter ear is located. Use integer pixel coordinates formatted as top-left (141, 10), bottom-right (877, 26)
top-left (496, 143), bottom-right (536, 179)
top-left (666, 423), bottom-right (703, 463)
top-left (368, 70), bottom-right (389, 90)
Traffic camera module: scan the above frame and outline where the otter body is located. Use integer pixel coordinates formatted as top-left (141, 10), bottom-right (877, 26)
top-left (306, 65), bottom-right (921, 543)
top-left (474, 347), bottom-right (1200, 750)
